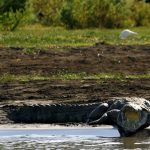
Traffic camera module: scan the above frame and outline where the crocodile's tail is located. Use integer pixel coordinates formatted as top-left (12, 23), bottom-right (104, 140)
top-left (3, 103), bottom-right (100, 123)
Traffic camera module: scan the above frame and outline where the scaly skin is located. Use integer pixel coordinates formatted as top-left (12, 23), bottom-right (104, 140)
top-left (3, 103), bottom-right (99, 123)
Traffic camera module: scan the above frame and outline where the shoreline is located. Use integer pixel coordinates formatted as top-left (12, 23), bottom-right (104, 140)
top-left (0, 124), bottom-right (113, 129)
top-left (0, 124), bottom-right (149, 129)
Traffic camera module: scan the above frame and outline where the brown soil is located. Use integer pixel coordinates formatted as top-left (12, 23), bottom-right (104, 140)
top-left (0, 79), bottom-right (149, 105)
top-left (0, 44), bottom-right (150, 75)
top-left (0, 44), bottom-right (150, 105)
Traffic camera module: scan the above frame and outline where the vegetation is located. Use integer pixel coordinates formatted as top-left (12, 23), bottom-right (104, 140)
top-left (0, 0), bottom-right (150, 30)
top-left (32, 0), bottom-right (150, 29)
top-left (0, 0), bottom-right (27, 31)
top-left (0, 25), bottom-right (150, 48)
top-left (0, 72), bottom-right (150, 82)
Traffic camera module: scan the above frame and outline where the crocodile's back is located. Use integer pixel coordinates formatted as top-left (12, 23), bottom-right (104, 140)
top-left (3, 103), bottom-right (100, 123)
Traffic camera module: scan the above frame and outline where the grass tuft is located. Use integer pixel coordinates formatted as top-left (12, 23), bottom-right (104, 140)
top-left (0, 72), bottom-right (149, 82)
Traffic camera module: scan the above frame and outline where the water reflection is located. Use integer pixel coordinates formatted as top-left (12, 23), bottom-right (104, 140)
top-left (121, 129), bottom-right (150, 149)
top-left (0, 127), bottom-right (149, 150)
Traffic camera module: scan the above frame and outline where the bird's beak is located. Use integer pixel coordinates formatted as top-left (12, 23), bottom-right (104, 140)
top-left (132, 32), bottom-right (138, 35)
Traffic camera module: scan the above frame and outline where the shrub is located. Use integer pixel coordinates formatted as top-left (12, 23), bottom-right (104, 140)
top-left (131, 0), bottom-right (150, 26)
top-left (2, 0), bottom-right (149, 29)
top-left (60, 0), bottom-right (77, 29)
top-left (32, 0), bottom-right (64, 26)
top-left (0, 0), bottom-right (27, 31)
top-left (71, 0), bottom-right (95, 28)
top-left (60, 0), bottom-right (138, 28)
top-left (71, 0), bottom-right (133, 28)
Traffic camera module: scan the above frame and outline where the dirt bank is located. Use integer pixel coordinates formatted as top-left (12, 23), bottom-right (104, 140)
top-left (0, 79), bottom-right (149, 105)
top-left (0, 44), bottom-right (150, 75)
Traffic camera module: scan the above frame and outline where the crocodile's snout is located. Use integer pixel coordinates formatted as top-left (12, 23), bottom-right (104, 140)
top-left (118, 103), bottom-right (148, 133)
top-left (123, 104), bottom-right (141, 122)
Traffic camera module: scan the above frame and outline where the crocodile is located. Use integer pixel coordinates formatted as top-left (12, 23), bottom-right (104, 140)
top-left (1, 97), bottom-right (150, 136)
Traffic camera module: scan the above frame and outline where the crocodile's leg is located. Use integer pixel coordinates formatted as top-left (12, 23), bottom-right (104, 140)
top-left (88, 109), bottom-right (120, 125)
top-left (86, 103), bottom-right (109, 123)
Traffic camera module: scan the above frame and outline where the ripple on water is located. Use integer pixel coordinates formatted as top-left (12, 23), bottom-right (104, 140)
top-left (0, 136), bottom-right (118, 150)
top-left (0, 127), bottom-right (149, 150)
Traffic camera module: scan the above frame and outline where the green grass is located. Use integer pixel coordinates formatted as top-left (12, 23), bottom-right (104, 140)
top-left (0, 25), bottom-right (150, 48)
top-left (0, 72), bottom-right (149, 82)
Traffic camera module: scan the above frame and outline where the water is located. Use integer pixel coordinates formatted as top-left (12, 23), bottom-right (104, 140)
top-left (0, 126), bottom-right (149, 150)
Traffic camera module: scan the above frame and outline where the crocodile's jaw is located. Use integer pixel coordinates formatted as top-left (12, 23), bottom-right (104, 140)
top-left (117, 103), bottom-right (148, 135)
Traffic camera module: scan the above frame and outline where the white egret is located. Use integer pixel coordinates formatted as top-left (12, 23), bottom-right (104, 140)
top-left (119, 29), bottom-right (137, 39)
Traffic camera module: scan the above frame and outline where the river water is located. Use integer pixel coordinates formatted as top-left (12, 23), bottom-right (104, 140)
top-left (0, 126), bottom-right (149, 150)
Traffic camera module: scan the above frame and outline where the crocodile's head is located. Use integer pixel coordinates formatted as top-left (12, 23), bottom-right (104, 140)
top-left (117, 103), bottom-right (149, 136)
